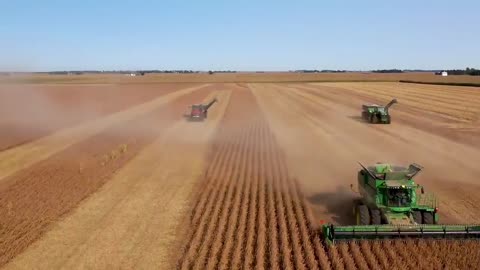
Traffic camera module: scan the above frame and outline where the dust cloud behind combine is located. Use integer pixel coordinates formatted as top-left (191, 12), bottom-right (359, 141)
top-left (0, 83), bottom-right (186, 151)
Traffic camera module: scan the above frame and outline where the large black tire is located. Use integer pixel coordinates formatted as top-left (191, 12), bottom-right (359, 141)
top-left (362, 111), bottom-right (368, 121)
top-left (370, 209), bottom-right (382, 225)
top-left (356, 205), bottom-right (370, 225)
top-left (412, 211), bottom-right (423, 224)
top-left (423, 212), bottom-right (434, 224)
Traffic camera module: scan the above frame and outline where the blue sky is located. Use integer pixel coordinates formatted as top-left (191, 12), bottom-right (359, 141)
top-left (1, 0), bottom-right (479, 71)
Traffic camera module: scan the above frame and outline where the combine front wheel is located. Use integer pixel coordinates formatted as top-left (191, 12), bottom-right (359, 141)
top-left (370, 209), bottom-right (382, 225)
top-left (356, 205), bottom-right (370, 225)
top-left (385, 115), bottom-right (391, 124)
top-left (413, 211), bottom-right (423, 224)
top-left (423, 212), bottom-right (434, 224)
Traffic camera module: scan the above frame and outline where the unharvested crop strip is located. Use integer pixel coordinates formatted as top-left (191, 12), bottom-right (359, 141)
top-left (327, 245), bottom-right (345, 270)
top-left (348, 242), bottom-right (369, 270)
top-left (358, 241), bottom-right (381, 269)
top-left (229, 123), bottom-right (255, 269)
top-left (180, 132), bottom-right (238, 269)
top-left (205, 121), bottom-right (251, 270)
top-left (370, 241), bottom-right (390, 269)
top-left (299, 197), bottom-right (332, 270)
top-left (338, 242), bottom-right (357, 270)
top-left (276, 167), bottom-right (307, 269)
top-left (253, 121), bottom-right (268, 269)
top-left (179, 91), bottom-right (254, 269)
top-left (262, 122), bottom-right (283, 270)
top-left (177, 88), bottom-right (333, 269)
top-left (381, 241), bottom-right (407, 269)
top-left (392, 240), bottom-right (418, 269)
top-left (217, 119), bottom-right (252, 269)
top-left (269, 137), bottom-right (294, 270)
top-left (188, 130), bottom-right (233, 225)
top-left (265, 160), bottom-right (281, 269)
top-left (278, 154), bottom-right (321, 270)
top-left (192, 132), bottom-right (246, 269)
top-left (242, 119), bottom-right (260, 270)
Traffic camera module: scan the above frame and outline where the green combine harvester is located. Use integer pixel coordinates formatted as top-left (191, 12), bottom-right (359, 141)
top-left (321, 162), bottom-right (480, 244)
top-left (361, 98), bottom-right (397, 124)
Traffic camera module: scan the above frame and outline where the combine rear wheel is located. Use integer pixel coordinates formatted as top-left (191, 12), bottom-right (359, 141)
top-left (423, 212), bottom-right (434, 224)
top-left (385, 115), bottom-right (391, 124)
top-left (361, 111), bottom-right (368, 120)
top-left (356, 205), bottom-right (370, 225)
top-left (412, 211), bottom-right (423, 224)
top-left (370, 209), bottom-right (382, 225)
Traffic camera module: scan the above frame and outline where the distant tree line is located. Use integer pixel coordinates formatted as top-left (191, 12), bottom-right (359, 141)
top-left (371, 69), bottom-right (404, 73)
top-left (468, 68), bottom-right (480, 76)
top-left (141, 70), bottom-right (198, 74)
top-left (43, 70), bottom-right (240, 75)
top-left (45, 70), bottom-right (101, 75)
top-left (210, 70), bottom-right (237, 73)
top-left (293, 70), bottom-right (321, 73)
top-left (320, 69), bottom-right (347, 73)
top-left (438, 68), bottom-right (480, 76)
top-left (293, 70), bottom-right (346, 73)
top-left (29, 68), bottom-right (480, 76)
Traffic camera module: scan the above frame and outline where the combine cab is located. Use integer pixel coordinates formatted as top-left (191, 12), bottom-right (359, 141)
top-left (321, 162), bottom-right (480, 244)
top-left (361, 98), bottom-right (397, 124)
top-left (187, 98), bottom-right (218, 121)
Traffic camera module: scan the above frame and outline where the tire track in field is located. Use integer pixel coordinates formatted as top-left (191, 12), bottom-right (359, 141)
top-left (177, 88), bottom-right (332, 269)
top-left (0, 86), bottom-right (213, 267)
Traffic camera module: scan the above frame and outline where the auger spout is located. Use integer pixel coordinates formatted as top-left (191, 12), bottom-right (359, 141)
top-left (204, 98), bottom-right (218, 111)
top-left (384, 98), bottom-right (398, 111)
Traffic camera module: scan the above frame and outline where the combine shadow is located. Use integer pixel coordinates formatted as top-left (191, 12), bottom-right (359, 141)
top-left (348, 115), bottom-right (366, 123)
top-left (307, 185), bottom-right (358, 225)
top-left (182, 114), bottom-right (205, 123)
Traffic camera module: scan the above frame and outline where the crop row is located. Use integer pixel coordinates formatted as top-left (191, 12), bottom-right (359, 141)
top-left (176, 89), bottom-right (332, 269)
